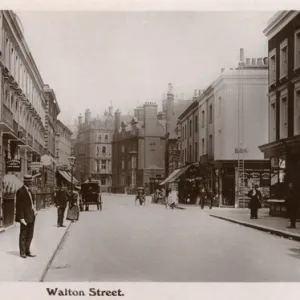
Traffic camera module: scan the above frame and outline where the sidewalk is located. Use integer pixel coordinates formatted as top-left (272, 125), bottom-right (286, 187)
top-left (0, 207), bottom-right (71, 281)
top-left (209, 208), bottom-right (300, 241)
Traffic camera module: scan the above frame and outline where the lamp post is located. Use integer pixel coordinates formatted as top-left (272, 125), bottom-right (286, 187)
top-left (68, 155), bottom-right (76, 195)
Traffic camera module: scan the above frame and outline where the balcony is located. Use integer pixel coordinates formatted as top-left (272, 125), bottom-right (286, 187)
top-left (93, 169), bottom-right (111, 175)
top-left (2, 104), bottom-right (13, 129)
top-left (27, 134), bottom-right (33, 147)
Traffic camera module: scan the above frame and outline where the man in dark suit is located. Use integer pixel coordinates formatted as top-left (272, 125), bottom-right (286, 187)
top-left (54, 185), bottom-right (68, 227)
top-left (15, 175), bottom-right (37, 258)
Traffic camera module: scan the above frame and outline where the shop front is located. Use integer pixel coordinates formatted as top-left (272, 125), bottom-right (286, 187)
top-left (259, 136), bottom-right (300, 217)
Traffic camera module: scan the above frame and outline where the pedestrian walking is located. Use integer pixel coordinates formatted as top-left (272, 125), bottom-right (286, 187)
top-left (167, 187), bottom-right (178, 209)
top-left (285, 182), bottom-right (299, 229)
top-left (15, 175), bottom-right (37, 259)
top-left (66, 190), bottom-right (80, 222)
top-left (248, 184), bottom-right (262, 219)
top-left (199, 186), bottom-right (207, 209)
top-left (54, 185), bottom-right (68, 227)
top-left (207, 188), bottom-right (214, 209)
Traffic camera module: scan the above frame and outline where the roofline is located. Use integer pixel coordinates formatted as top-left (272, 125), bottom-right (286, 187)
top-left (43, 84), bottom-right (61, 114)
top-left (263, 10), bottom-right (300, 40)
top-left (57, 119), bottom-right (73, 135)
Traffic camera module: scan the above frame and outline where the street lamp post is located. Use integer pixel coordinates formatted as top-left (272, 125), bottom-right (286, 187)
top-left (68, 155), bottom-right (76, 195)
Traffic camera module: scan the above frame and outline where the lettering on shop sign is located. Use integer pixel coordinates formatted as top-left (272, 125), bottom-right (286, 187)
top-left (6, 159), bottom-right (21, 172)
top-left (234, 148), bottom-right (248, 154)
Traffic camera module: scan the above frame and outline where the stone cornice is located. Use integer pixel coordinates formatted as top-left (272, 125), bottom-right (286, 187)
top-left (263, 10), bottom-right (300, 40)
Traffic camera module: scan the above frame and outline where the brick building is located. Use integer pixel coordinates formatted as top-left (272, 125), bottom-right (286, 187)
top-left (112, 103), bottom-right (166, 194)
top-left (259, 11), bottom-right (300, 196)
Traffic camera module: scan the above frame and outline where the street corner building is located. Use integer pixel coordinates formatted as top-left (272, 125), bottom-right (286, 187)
top-left (0, 11), bottom-right (68, 229)
top-left (73, 107), bottom-right (114, 192)
top-left (259, 11), bottom-right (300, 203)
top-left (166, 49), bottom-right (271, 208)
top-left (111, 85), bottom-right (191, 195)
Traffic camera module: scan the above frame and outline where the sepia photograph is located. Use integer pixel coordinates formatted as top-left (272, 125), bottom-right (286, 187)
top-left (0, 7), bottom-right (300, 287)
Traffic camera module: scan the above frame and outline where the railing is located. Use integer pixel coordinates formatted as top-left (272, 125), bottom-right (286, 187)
top-left (2, 104), bottom-right (13, 129)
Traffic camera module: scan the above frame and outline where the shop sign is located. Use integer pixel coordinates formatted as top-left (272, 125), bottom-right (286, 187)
top-left (235, 148), bottom-right (248, 153)
top-left (6, 159), bottom-right (21, 172)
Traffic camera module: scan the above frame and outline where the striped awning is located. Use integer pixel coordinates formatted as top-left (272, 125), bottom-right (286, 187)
top-left (159, 164), bottom-right (192, 186)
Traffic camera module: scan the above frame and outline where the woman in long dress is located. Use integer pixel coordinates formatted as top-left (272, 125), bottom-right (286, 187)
top-left (167, 187), bottom-right (178, 209)
top-left (66, 190), bottom-right (80, 222)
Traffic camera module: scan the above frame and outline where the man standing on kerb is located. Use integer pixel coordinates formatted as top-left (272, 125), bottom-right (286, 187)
top-left (15, 175), bottom-right (37, 258)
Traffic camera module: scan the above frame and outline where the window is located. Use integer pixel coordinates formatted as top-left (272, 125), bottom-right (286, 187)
top-left (121, 145), bottom-right (125, 153)
top-left (189, 120), bottom-right (192, 137)
top-left (280, 95), bottom-right (288, 139)
top-left (96, 146), bottom-right (100, 155)
top-left (295, 29), bottom-right (300, 69)
top-left (121, 159), bottom-right (124, 169)
top-left (105, 134), bottom-right (108, 140)
top-left (195, 115), bottom-right (198, 132)
top-left (101, 160), bottom-right (106, 169)
top-left (294, 87), bottom-right (300, 135)
top-left (102, 146), bottom-right (106, 154)
top-left (209, 105), bottom-right (213, 123)
top-left (195, 142), bottom-right (198, 162)
top-left (98, 134), bottom-right (102, 142)
top-left (209, 134), bottom-right (213, 156)
top-left (189, 145), bottom-right (192, 162)
top-left (101, 179), bottom-right (106, 185)
top-left (201, 110), bottom-right (205, 127)
top-left (280, 40), bottom-right (288, 78)
top-left (184, 125), bottom-right (187, 140)
top-left (96, 160), bottom-right (100, 172)
top-left (269, 49), bottom-right (276, 84)
top-left (202, 138), bottom-right (205, 155)
top-left (218, 97), bottom-right (222, 117)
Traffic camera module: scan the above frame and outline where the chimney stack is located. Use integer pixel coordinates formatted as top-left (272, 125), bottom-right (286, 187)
top-left (257, 58), bottom-right (263, 65)
top-left (78, 113), bottom-right (82, 126)
top-left (252, 58), bottom-right (256, 65)
top-left (198, 89), bottom-right (202, 96)
top-left (221, 68), bottom-right (225, 73)
top-left (114, 110), bottom-right (121, 132)
top-left (246, 58), bottom-right (250, 65)
top-left (240, 48), bottom-right (244, 62)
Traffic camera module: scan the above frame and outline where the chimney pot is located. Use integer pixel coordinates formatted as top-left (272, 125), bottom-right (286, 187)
top-left (240, 48), bottom-right (244, 62)
top-left (257, 58), bottom-right (263, 65)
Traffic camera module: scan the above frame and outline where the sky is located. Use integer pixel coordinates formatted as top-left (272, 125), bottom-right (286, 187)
top-left (16, 11), bottom-right (275, 126)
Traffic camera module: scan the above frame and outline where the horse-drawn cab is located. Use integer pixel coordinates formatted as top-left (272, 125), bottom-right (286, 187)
top-left (81, 180), bottom-right (102, 211)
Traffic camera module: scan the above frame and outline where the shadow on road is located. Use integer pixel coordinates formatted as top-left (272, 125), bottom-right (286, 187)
top-left (288, 248), bottom-right (300, 260)
top-left (7, 250), bottom-right (19, 257)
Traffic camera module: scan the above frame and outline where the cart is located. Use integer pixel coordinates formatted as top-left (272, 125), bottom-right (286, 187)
top-left (81, 181), bottom-right (102, 211)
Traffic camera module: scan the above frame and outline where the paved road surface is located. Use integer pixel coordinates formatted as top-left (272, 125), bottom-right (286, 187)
top-left (44, 195), bottom-right (300, 282)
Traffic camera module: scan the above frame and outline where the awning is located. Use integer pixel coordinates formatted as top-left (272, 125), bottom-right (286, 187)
top-left (57, 170), bottom-right (79, 185)
top-left (160, 165), bottom-right (192, 186)
top-left (3, 174), bottom-right (23, 193)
